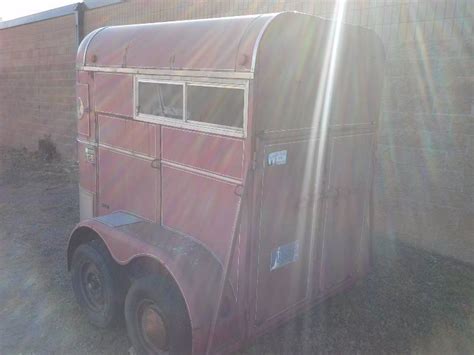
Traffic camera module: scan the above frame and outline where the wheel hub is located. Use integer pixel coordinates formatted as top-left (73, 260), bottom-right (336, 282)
top-left (81, 262), bottom-right (105, 311)
top-left (138, 300), bottom-right (169, 353)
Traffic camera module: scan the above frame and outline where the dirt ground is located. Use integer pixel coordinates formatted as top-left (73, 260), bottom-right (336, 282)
top-left (0, 148), bottom-right (473, 354)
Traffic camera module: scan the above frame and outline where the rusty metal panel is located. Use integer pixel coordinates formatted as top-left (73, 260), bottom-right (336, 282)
top-left (97, 147), bottom-right (159, 222)
top-left (94, 73), bottom-right (133, 117)
top-left (161, 165), bottom-right (240, 261)
top-left (80, 14), bottom-right (278, 72)
top-left (161, 127), bottom-right (244, 180)
top-left (98, 114), bottom-right (157, 157)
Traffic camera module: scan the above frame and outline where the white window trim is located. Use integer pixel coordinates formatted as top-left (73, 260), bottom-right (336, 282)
top-left (135, 79), bottom-right (186, 123)
top-left (134, 75), bottom-right (248, 138)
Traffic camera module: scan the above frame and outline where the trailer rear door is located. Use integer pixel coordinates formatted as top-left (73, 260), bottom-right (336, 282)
top-left (254, 131), bottom-right (374, 324)
top-left (318, 133), bottom-right (373, 292)
top-left (254, 136), bottom-right (320, 323)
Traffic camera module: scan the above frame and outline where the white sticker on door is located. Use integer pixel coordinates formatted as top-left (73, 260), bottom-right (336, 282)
top-left (267, 150), bottom-right (287, 166)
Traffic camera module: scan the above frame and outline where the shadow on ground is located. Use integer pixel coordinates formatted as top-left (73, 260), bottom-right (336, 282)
top-left (241, 239), bottom-right (474, 354)
top-left (0, 148), bottom-right (473, 354)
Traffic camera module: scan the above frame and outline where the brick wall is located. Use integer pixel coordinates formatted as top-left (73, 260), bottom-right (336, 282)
top-left (0, 15), bottom-right (77, 157)
top-left (0, 0), bottom-right (472, 263)
top-left (365, 2), bottom-right (474, 264)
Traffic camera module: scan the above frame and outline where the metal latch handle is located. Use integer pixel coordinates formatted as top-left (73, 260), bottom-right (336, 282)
top-left (151, 159), bottom-right (160, 169)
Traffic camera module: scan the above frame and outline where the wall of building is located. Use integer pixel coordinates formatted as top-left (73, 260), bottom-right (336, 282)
top-left (0, 14), bottom-right (77, 157)
top-left (368, 2), bottom-right (474, 264)
top-left (0, 0), bottom-right (472, 263)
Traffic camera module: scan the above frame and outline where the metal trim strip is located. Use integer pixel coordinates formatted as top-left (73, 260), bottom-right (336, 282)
top-left (161, 160), bottom-right (242, 185)
top-left (80, 66), bottom-right (254, 80)
top-left (98, 143), bottom-right (155, 161)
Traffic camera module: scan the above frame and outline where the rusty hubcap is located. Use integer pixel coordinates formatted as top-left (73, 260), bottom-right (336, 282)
top-left (138, 300), bottom-right (169, 354)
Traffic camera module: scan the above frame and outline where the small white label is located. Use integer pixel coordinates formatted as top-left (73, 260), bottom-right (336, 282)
top-left (270, 241), bottom-right (299, 271)
top-left (267, 150), bottom-right (287, 166)
top-left (85, 146), bottom-right (96, 164)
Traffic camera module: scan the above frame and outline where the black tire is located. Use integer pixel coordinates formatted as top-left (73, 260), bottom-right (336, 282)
top-left (71, 239), bottom-right (124, 328)
top-left (125, 275), bottom-right (191, 355)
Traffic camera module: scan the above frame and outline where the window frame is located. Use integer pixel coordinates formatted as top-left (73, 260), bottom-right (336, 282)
top-left (135, 78), bottom-right (186, 125)
top-left (134, 75), bottom-right (248, 138)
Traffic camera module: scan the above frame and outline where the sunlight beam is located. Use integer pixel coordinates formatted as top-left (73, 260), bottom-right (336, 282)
top-left (303, 0), bottom-right (347, 296)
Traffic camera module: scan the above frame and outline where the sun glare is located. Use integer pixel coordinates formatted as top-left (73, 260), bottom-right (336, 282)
top-left (303, 0), bottom-right (347, 290)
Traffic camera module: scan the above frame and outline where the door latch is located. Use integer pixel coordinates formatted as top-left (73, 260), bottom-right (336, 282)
top-left (151, 159), bottom-right (160, 169)
top-left (84, 146), bottom-right (96, 164)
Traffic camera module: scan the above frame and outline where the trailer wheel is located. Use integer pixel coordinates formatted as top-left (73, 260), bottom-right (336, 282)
top-left (71, 240), bottom-right (123, 328)
top-left (125, 275), bottom-right (191, 355)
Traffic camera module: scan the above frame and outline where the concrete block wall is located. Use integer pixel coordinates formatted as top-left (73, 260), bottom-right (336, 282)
top-left (0, 0), bottom-right (472, 263)
top-left (0, 15), bottom-right (77, 157)
top-left (334, 1), bottom-right (473, 263)
top-left (370, 8), bottom-right (474, 263)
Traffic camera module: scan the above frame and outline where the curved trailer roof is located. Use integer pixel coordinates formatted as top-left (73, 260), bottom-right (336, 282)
top-left (77, 13), bottom-right (281, 73)
top-left (77, 11), bottom-right (384, 78)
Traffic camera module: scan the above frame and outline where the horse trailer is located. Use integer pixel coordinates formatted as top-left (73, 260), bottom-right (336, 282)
top-left (68, 11), bottom-right (385, 354)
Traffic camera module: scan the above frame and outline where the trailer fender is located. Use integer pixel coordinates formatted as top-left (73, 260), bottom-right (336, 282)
top-left (67, 212), bottom-right (232, 355)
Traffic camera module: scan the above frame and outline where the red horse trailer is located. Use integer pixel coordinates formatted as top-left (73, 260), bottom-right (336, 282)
top-left (68, 11), bottom-right (385, 355)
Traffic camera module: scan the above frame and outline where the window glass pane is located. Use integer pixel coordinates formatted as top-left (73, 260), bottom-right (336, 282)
top-left (187, 86), bottom-right (244, 129)
top-left (138, 82), bottom-right (183, 119)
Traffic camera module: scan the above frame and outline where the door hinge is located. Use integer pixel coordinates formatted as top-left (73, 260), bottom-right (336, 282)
top-left (251, 151), bottom-right (257, 171)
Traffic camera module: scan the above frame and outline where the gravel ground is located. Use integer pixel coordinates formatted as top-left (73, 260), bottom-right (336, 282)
top-left (0, 148), bottom-right (473, 354)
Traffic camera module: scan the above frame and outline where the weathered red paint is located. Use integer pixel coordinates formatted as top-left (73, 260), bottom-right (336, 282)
top-left (162, 164), bottom-right (241, 260)
top-left (98, 114), bottom-right (158, 157)
top-left (97, 148), bottom-right (159, 222)
top-left (70, 11), bottom-right (385, 354)
top-left (161, 127), bottom-right (244, 180)
top-left (94, 73), bottom-right (134, 117)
